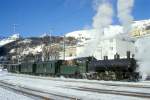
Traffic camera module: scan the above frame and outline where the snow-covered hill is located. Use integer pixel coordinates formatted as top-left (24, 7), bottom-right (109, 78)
top-left (65, 19), bottom-right (150, 39)
top-left (133, 19), bottom-right (150, 29)
top-left (0, 33), bottom-right (20, 47)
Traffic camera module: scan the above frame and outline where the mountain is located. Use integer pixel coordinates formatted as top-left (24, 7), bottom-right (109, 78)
top-left (65, 19), bottom-right (150, 39)
top-left (0, 35), bottom-right (77, 63)
top-left (0, 33), bottom-right (20, 47)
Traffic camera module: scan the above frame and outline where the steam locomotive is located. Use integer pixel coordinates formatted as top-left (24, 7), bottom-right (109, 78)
top-left (6, 51), bottom-right (139, 81)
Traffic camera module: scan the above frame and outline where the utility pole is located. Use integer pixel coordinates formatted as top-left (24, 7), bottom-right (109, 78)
top-left (13, 24), bottom-right (17, 33)
top-left (63, 35), bottom-right (66, 60)
top-left (49, 28), bottom-right (53, 61)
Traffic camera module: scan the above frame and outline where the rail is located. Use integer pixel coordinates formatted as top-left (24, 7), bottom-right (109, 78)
top-left (8, 74), bottom-right (150, 89)
top-left (67, 86), bottom-right (150, 99)
top-left (0, 80), bottom-right (79, 100)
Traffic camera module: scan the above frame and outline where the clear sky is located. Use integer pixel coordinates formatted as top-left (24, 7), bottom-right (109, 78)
top-left (0, 0), bottom-right (149, 37)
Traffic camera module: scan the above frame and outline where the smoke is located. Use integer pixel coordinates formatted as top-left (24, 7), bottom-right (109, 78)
top-left (93, 1), bottom-right (113, 30)
top-left (117, 0), bottom-right (134, 33)
top-left (79, 0), bottom-right (113, 57)
top-left (135, 37), bottom-right (150, 80)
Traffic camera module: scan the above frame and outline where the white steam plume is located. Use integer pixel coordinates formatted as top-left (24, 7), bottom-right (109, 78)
top-left (79, 0), bottom-right (113, 57)
top-left (93, 1), bottom-right (113, 31)
top-left (117, 0), bottom-right (134, 33)
top-left (135, 36), bottom-right (150, 80)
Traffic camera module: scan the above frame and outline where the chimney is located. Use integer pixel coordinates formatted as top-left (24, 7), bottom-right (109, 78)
top-left (127, 51), bottom-right (130, 59)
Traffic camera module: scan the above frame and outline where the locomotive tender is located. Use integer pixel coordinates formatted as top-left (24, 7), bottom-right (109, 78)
top-left (6, 51), bottom-right (139, 81)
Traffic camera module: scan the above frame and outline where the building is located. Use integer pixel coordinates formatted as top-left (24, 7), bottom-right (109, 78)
top-left (93, 36), bottom-right (135, 60)
top-left (65, 36), bottom-right (136, 60)
top-left (131, 19), bottom-right (150, 37)
top-left (65, 26), bottom-right (136, 60)
top-left (59, 46), bottom-right (77, 60)
top-left (42, 44), bottom-right (60, 61)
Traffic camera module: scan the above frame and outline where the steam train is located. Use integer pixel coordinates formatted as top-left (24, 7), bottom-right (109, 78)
top-left (6, 51), bottom-right (140, 81)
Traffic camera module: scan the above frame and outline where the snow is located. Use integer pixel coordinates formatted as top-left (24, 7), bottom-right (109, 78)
top-left (65, 30), bottom-right (93, 39)
top-left (21, 45), bottom-right (43, 55)
top-left (132, 19), bottom-right (150, 29)
top-left (0, 33), bottom-right (20, 47)
top-left (0, 87), bottom-right (34, 100)
top-left (40, 33), bottom-right (50, 37)
top-left (9, 49), bottom-right (16, 53)
top-left (0, 69), bottom-right (34, 100)
top-left (0, 38), bottom-right (15, 47)
top-left (9, 39), bottom-right (42, 55)
top-left (0, 68), bottom-right (7, 76)
top-left (0, 70), bottom-right (150, 100)
top-left (10, 33), bottom-right (20, 40)
top-left (18, 39), bottom-right (32, 44)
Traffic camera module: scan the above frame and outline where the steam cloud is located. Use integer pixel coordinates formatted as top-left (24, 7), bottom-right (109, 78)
top-left (79, 0), bottom-right (150, 81)
top-left (79, 0), bottom-right (113, 57)
top-left (117, 0), bottom-right (134, 33)
top-left (93, 1), bottom-right (113, 30)
top-left (117, 0), bottom-right (150, 80)
top-left (135, 37), bottom-right (150, 80)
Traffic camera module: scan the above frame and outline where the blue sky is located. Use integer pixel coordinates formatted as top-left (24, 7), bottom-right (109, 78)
top-left (0, 0), bottom-right (149, 37)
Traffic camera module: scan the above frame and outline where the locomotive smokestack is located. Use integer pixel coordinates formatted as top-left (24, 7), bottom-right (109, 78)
top-left (117, 54), bottom-right (120, 59)
top-left (103, 56), bottom-right (106, 60)
top-left (106, 56), bottom-right (108, 60)
top-left (127, 51), bottom-right (130, 59)
top-left (114, 54), bottom-right (116, 59)
top-left (132, 54), bottom-right (135, 58)
top-left (103, 56), bottom-right (108, 60)
top-left (114, 53), bottom-right (120, 60)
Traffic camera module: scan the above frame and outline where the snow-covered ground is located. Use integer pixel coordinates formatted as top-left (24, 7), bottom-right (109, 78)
top-left (0, 70), bottom-right (150, 100)
top-left (0, 69), bottom-right (34, 100)
top-left (0, 87), bottom-right (34, 100)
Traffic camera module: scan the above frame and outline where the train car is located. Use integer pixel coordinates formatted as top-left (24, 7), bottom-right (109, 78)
top-left (7, 64), bottom-right (21, 73)
top-left (20, 62), bottom-right (36, 74)
top-left (35, 60), bottom-right (62, 76)
top-left (60, 60), bottom-right (79, 77)
top-left (59, 57), bottom-right (95, 78)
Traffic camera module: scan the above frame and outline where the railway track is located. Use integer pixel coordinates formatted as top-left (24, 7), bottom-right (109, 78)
top-left (0, 80), bottom-right (79, 100)
top-left (8, 73), bottom-right (150, 89)
top-left (66, 86), bottom-right (150, 99)
top-left (1, 74), bottom-right (150, 99)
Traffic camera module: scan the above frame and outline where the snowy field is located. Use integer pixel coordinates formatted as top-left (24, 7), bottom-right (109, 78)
top-left (0, 70), bottom-right (150, 100)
